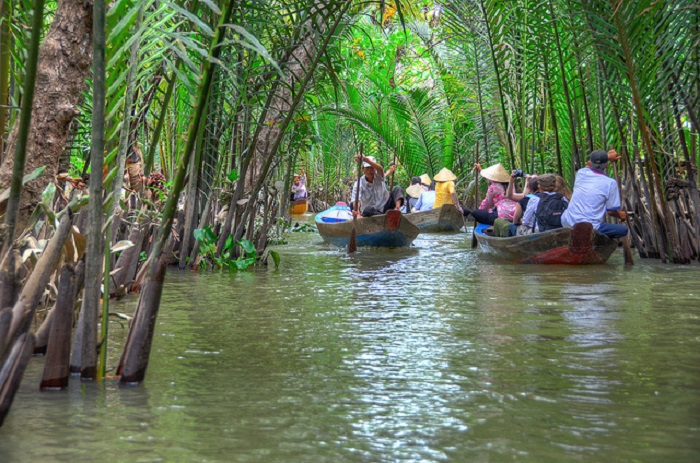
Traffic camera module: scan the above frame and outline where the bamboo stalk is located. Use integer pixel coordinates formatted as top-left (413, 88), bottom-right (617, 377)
top-left (0, 332), bottom-right (35, 427)
top-left (0, 0), bottom-right (11, 164)
top-left (80, 0), bottom-right (107, 381)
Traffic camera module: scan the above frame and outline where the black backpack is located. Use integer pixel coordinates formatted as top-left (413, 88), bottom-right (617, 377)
top-left (535, 193), bottom-right (567, 231)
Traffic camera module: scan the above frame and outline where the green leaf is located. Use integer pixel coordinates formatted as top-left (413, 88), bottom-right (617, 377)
top-left (193, 228), bottom-right (206, 243)
top-left (226, 169), bottom-right (239, 183)
top-left (203, 226), bottom-right (217, 243)
top-left (224, 234), bottom-right (234, 251)
top-left (41, 182), bottom-right (56, 207)
top-left (269, 250), bottom-right (280, 268)
top-left (237, 239), bottom-right (256, 255)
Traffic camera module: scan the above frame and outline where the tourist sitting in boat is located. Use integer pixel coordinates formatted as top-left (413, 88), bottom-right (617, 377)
top-left (404, 177), bottom-right (423, 212)
top-left (519, 174), bottom-right (569, 233)
top-left (290, 168), bottom-right (307, 201)
top-left (413, 181), bottom-right (436, 212)
top-left (350, 154), bottom-right (405, 217)
top-left (501, 174), bottom-right (540, 236)
top-left (555, 175), bottom-right (572, 200)
top-left (419, 173), bottom-right (431, 191)
top-left (432, 168), bottom-right (463, 213)
top-left (561, 149), bottom-right (628, 238)
top-left (463, 163), bottom-right (517, 225)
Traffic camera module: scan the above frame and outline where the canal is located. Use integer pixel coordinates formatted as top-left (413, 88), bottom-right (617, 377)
top-left (1, 226), bottom-right (699, 462)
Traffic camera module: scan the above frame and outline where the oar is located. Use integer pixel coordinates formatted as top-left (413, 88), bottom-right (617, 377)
top-left (348, 143), bottom-right (363, 254)
top-left (612, 155), bottom-right (634, 266)
top-left (471, 143), bottom-right (480, 249)
top-left (389, 148), bottom-right (397, 192)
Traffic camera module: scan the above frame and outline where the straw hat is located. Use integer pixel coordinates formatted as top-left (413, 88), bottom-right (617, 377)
top-left (419, 173), bottom-right (432, 186)
top-left (406, 184), bottom-right (424, 199)
top-left (433, 167), bottom-right (457, 182)
top-left (480, 163), bottom-right (510, 183)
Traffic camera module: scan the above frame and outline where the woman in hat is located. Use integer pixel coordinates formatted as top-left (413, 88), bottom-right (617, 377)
top-left (290, 167), bottom-right (307, 201)
top-left (419, 173), bottom-right (432, 191)
top-left (405, 177), bottom-right (423, 212)
top-left (432, 167), bottom-right (462, 212)
top-left (464, 163), bottom-right (517, 225)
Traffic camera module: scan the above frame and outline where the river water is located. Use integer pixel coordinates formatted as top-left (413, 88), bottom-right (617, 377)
top-left (1, 222), bottom-right (700, 462)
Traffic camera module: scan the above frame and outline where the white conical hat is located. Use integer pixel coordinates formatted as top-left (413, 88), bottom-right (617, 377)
top-left (406, 184), bottom-right (424, 199)
top-left (480, 163), bottom-right (510, 183)
top-left (434, 167), bottom-right (457, 182)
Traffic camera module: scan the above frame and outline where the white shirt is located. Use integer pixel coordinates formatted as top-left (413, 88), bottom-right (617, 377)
top-left (351, 173), bottom-right (390, 212)
top-left (561, 167), bottom-right (620, 230)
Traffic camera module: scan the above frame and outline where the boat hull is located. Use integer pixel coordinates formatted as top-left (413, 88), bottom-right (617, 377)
top-left (406, 204), bottom-right (465, 232)
top-left (315, 209), bottom-right (420, 248)
top-left (289, 199), bottom-right (308, 215)
top-left (475, 222), bottom-right (618, 264)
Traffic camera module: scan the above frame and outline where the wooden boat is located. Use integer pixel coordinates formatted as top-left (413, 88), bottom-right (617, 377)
top-left (406, 204), bottom-right (465, 232)
top-left (474, 222), bottom-right (618, 264)
top-left (315, 207), bottom-right (420, 248)
top-left (289, 198), bottom-right (308, 215)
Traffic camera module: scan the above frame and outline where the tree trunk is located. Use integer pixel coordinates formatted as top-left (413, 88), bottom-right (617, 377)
top-left (40, 264), bottom-right (75, 390)
top-left (0, 0), bottom-right (93, 226)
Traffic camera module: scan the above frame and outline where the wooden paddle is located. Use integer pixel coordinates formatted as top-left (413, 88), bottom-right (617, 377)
top-left (389, 148), bottom-right (397, 191)
top-left (612, 155), bottom-right (634, 266)
top-left (348, 143), bottom-right (363, 254)
top-left (471, 143), bottom-right (480, 249)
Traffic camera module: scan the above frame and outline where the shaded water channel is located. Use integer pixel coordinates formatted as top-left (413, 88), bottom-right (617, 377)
top-left (2, 220), bottom-right (700, 462)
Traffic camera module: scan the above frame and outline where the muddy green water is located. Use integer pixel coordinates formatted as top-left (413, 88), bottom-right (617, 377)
top-left (1, 224), bottom-right (700, 462)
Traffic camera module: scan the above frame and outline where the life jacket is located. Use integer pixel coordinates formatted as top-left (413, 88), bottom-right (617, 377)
top-left (535, 192), bottom-right (567, 231)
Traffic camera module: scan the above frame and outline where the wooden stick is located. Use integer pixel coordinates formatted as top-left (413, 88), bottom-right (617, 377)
top-left (389, 148), bottom-right (397, 191)
top-left (471, 142), bottom-right (480, 249)
top-left (613, 161), bottom-right (634, 265)
top-left (348, 143), bottom-right (363, 254)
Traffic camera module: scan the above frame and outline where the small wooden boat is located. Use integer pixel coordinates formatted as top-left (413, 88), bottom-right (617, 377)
top-left (406, 204), bottom-right (465, 232)
top-left (315, 206), bottom-right (420, 248)
top-left (474, 222), bottom-right (618, 264)
top-left (289, 198), bottom-right (308, 215)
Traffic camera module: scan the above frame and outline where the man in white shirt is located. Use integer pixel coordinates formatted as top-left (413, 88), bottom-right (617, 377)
top-left (350, 154), bottom-right (404, 217)
top-left (561, 149), bottom-right (628, 238)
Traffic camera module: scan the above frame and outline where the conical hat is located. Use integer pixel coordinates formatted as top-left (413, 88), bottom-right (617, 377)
top-left (406, 184), bottom-right (424, 199)
top-left (434, 167), bottom-right (457, 182)
top-left (419, 173), bottom-right (431, 185)
top-left (480, 163), bottom-right (510, 183)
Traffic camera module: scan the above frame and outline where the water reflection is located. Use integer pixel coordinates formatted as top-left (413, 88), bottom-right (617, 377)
top-left (1, 227), bottom-right (700, 462)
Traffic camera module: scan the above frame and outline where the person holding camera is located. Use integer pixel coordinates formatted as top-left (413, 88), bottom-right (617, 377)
top-left (463, 163), bottom-right (517, 225)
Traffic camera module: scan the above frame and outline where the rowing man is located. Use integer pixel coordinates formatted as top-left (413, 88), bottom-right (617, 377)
top-left (561, 149), bottom-right (628, 238)
top-left (350, 154), bottom-right (405, 218)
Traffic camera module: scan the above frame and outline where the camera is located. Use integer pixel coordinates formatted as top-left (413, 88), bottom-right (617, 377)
top-left (513, 170), bottom-right (525, 178)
